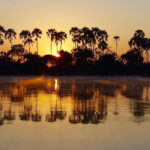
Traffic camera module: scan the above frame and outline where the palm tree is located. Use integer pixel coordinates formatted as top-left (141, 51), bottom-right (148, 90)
top-left (46, 29), bottom-right (55, 55)
top-left (143, 38), bottom-right (150, 63)
top-left (24, 38), bottom-right (34, 53)
top-left (129, 30), bottom-right (150, 62)
top-left (59, 31), bottom-right (67, 50)
top-left (53, 31), bottom-right (60, 53)
top-left (114, 36), bottom-right (120, 54)
top-left (0, 26), bottom-right (5, 46)
top-left (5, 28), bottom-right (16, 48)
top-left (20, 30), bottom-right (31, 46)
top-left (32, 28), bottom-right (42, 55)
top-left (70, 27), bottom-right (81, 49)
top-left (91, 28), bottom-right (108, 54)
top-left (81, 27), bottom-right (91, 49)
top-left (129, 30), bottom-right (145, 50)
top-left (92, 27), bottom-right (101, 53)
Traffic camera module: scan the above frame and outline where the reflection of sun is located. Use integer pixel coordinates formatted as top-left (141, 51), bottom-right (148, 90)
top-left (55, 79), bottom-right (58, 91)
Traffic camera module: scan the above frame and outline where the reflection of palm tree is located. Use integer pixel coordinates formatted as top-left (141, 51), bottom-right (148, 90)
top-left (114, 36), bottom-right (120, 54)
top-left (4, 103), bottom-right (15, 124)
top-left (69, 100), bottom-right (82, 124)
top-left (46, 95), bottom-right (56, 122)
top-left (114, 97), bottom-right (119, 115)
top-left (5, 29), bottom-right (16, 48)
top-left (46, 29), bottom-right (55, 55)
top-left (69, 110), bottom-right (82, 124)
top-left (32, 28), bottom-right (42, 55)
top-left (19, 97), bottom-right (32, 121)
top-left (55, 97), bottom-right (66, 120)
top-left (31, 96), bottom-right (42, 122)
top-left (0, 94), bottom-right (4, 125)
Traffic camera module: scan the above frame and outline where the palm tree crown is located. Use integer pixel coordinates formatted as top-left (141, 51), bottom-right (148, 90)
top-left (5, 28), bottom-right (16, 48)
top-left (114, 36), bottom-right (120, 53)
top-left (59, 31), bottom-right (67, 50)
top-left (46, 29), bottom-right (56, 55)
top-left (20, 30), bottom-right (31, 45)
top-left (32, 28), bottom-right (42, 55)
top-left (0, 26), bottom-right (5, 45)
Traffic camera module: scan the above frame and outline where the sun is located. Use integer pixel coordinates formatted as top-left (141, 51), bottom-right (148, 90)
top-left (55, 53), bottom-right (60, 57)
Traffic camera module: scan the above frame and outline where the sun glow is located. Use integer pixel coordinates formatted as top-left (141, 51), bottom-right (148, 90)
top-left (55, 53), bottom-right (60, 57)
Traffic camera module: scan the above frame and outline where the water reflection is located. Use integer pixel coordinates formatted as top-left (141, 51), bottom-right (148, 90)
top-left (0, 77), bottom-right (150, 126)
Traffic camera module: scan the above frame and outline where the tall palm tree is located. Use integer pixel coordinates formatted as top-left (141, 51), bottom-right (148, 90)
top-left (20, 30), bottom-right (31, 46)
top-left (24, 38), bottom-right (34, 53)
top-left (70, 27), bottom-right (81, 49)
top-left (81, 27), bottom-right (91, 49)
top-left (92, 27), bottom-right (101, 53)
top-left (59, 31), bottom-right (67, 50)
top-left (92, 28), bottom-right (108, 53)
top-left (114, 36), bottom-right (120, 54)
top-left (53, 31), bottom-right (60, 53)
top-left (0, 26), bottom-right (5, 46)
top-left (32, 28), bottom-right (42, 55)
top-left (129, 30), bottom-right (145, 50)
top-left (46, 29), bottom-right (55, 55)
top-left (5, 28), bottom-right (16, 48)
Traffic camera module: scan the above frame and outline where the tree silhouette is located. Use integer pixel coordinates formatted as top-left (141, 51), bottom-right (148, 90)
top-left (53, 31), bottom-right (60, 53)
top-left (32, 28), bottom-right (42, 55)
top-left (70, 27), bottom-right (81, 49)
top-left (121, 48), bottom-right (143, 66)
top-left (20, 30), bottom-right (31, 45)
top-left (59, 31), bottom-right (67, 50)
top-left (0, 25), bottom-right (5, 46)
top-left (20, 30), bottom-right (32, 53)
top-left (114, 36), bottom-right (120, 54)
top-left (46, 29), bottom-right (55, 55)
top-left (5, 29), bottom-right (16, 48)
top-left (129, 30), bottom-right (150, 63)
top-left (91, 27), bottom-right (100, 51)
top-left (72, 48), bottom-right (94, 66)
top-left (129, 30), bottom-right (145, 50)
top-left (7, 44), bottom-right (26, 62)
top-left (24, 38), bottom-right (34, 53)
top-left (142, 38), bottom-right (150, 63)
top-left (80, 27), bottom-right (91, 49)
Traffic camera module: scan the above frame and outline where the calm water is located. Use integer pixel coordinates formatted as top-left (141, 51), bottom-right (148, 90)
top-left (0, 77), bottom-right (150, 150)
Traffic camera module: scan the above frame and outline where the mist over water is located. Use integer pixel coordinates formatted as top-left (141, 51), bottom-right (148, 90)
top-left (0, 77), bottom-right (150, 150)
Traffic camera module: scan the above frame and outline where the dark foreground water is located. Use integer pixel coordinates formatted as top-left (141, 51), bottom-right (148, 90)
top-left (0, 76), bottom-right (150, 150)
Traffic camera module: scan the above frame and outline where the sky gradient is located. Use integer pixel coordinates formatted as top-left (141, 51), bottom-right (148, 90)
top-left (0, 0), bottom-right (150, 55)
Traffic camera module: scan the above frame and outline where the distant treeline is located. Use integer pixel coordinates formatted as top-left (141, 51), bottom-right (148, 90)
top-left (0, 26), bottom-right (150, 76)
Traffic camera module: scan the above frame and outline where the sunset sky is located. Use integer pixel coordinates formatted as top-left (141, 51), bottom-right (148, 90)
top-left (0, 0), bottom-right (150, 55)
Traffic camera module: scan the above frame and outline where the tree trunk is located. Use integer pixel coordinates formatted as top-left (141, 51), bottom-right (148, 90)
top-left (146, 49), bottom-right (149, 63)
top-left (60, 41), bottom-right (62, 51)
top-left (10, 38), bottom-right (12, 48)
top-left (51, 39), bottom-right (52, 55)
top-left (36, 39), bottom-right (38, 55)
top-left (116, 40), bottom-right (118, 54)
top-left (29, 43), bottom-right (30, 53)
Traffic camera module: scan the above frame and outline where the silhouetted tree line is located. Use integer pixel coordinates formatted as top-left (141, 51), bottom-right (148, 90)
top-left (0, 25), bottom-right (150, 76)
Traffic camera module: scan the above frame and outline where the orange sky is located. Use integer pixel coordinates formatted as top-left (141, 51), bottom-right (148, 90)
top-left (0, 0), bottom-right (150, 56)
